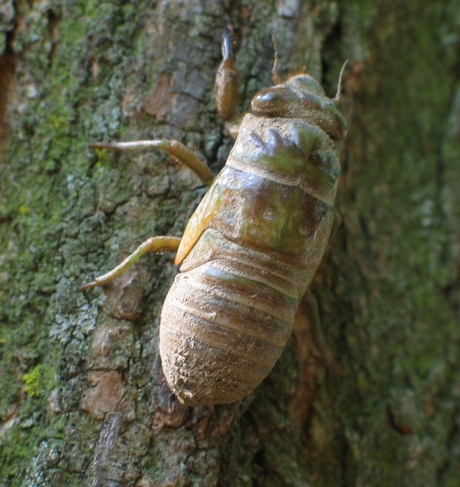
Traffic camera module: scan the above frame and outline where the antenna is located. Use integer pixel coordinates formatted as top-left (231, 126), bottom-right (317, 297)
top-left (333, 60), bottom-right (348, 104)
top-left (271, 32), bottom-right (281, 85)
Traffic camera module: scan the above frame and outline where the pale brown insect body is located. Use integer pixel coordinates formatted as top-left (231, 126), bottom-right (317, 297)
top-left (82, 29), bottom-right (347, 406)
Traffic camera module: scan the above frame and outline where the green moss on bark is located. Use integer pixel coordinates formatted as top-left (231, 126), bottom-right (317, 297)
top-left (1, 0), bottom-right (460, 485)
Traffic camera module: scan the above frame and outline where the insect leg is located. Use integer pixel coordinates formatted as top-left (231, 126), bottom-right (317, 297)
top-left (80, 236), bottom-right (181, 290)
top-left (215, 25), bottom-right (239, 123)
top-left (91, 140), bottom-right (215, 186)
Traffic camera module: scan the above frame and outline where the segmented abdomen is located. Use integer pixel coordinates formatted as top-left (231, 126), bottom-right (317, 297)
top-left (160, 114), bottom-right (341, 406)
top-left (160, 229), bottom-right (305, 406)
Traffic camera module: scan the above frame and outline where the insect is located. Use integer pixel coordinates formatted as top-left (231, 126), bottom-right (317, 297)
top-left (81, 27), bottom-right (348, 406)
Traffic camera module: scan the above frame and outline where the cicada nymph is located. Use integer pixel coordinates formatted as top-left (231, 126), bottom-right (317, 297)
top-left (82, 27), bottom-right (347, 406)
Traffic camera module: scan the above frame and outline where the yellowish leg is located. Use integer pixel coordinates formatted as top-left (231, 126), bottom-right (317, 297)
top-left (80, 236), bottom-right (181, 290)
top-left (91, 139), bottom-right (215, 186)
top-left (215, 24), bottom-right (238, 122)
top-left (214, 25), bottom-right (241, 139)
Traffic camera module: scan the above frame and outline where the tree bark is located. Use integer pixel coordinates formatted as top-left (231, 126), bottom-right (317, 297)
top-left (1, 0), bottom-right (459, 486)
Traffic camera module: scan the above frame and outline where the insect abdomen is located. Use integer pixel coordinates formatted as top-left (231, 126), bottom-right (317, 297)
top-left (160, 229), bottom-right (304, 406)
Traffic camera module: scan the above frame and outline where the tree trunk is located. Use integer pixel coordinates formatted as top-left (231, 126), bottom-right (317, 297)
top-left (1, 0), bottom-right (459, 486)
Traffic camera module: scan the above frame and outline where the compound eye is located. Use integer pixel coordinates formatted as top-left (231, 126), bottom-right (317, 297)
top-left (251, 87), bottom-right (291, 116)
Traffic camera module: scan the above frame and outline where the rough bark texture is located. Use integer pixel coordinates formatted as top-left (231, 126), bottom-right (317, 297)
top-left (0, 0), bottom-right (459, 486)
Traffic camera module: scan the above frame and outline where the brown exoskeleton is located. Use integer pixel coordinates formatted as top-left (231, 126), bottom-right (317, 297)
top-left (82, 27), bottom-right (347, 406)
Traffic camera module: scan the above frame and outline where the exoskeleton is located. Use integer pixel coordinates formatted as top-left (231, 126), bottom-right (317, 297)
top-left (82, 27), bottom-right (347, 406)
